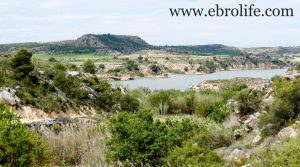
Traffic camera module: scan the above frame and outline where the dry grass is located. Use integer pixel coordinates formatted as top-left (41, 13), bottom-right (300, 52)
top-left (43, 121), bottom-right (108, 167)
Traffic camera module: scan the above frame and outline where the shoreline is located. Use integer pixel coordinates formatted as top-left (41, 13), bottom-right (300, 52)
top-left (108, 67), bottom-right (287, 81)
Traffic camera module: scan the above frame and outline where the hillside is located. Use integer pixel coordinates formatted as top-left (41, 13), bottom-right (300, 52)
top-left (163, 44), bottom-right (243, 55)
top-left (0, 34), bottom-right (243, 55)
top-left (0, 34), bottom-right (153, 55)
top-left (244, 46), bottom-right (300, 56)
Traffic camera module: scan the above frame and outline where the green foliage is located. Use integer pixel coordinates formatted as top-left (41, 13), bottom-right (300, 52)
top-left (236, 89), bottom-right (263, 117)
top-left (99, 64), bottom-right (105, 69)
top-left (0, 101), bottom-right (50, 166)
top-left (126, 60), bottom-right (139, 71)
top-left (48, 57), bottom-right (57, 62)
top-left (261, 78), bottom-right (300, 135)
top-left (119, 94), bottom-right (140, 112)
top-left (221, 83), bottom-right (248, 100)
top-left (106, 110), bottom-right (201, 166)
top-left (247, 138), bottom-right (300, 167)
top-left (149, 90), bottom-right (175, 114)
top-left (149, 64), bottom-right (161, 74)
top-left (83, 59), bottom-right (96, 74)
top-left (10, 49), bottom-right (34, 80)
top-left (163, 142), bottom-right (223, 167)
top-left (197, 101), bottom-right (228, 123)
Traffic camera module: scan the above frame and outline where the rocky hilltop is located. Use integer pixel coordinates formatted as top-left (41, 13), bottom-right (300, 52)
top-left (0, 34), bottom-right (244, 55)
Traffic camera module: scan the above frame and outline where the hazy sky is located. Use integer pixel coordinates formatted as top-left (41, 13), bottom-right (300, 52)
top-left (0, 0), bottom-right (299, 47)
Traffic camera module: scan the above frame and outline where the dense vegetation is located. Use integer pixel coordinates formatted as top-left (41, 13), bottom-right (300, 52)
top-left (1, 49), bottom-right (300, 166)
top-left (0, 49), bottom-right (120, 112)
top-left (0, 102), bottom-right (50, 166)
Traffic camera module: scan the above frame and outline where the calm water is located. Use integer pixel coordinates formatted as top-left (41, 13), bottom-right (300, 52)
top-left (111, 69), bottom-right (286, 90)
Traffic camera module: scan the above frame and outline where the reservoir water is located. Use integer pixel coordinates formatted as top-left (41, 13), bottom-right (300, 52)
top-left (111, 69), bottom-right (286, 90)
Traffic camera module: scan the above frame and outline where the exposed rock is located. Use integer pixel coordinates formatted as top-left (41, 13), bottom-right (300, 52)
top-left (252, 133), bottom-right (262, 145)
top-left (0, 87), bottom-right (20, 105)
top-left (228, 149), bottom-right (250, 164)
top-left (234, 128), bottom-right (245, 140)
top-left (276, 126), bottom-right (298, 142)
top-left (243, 112), bottom-right (260, 132)
top-left (66, 71), bottom-right (80, 77)
top-left (223, 113), bottom-right (241, 128)
top-left (81, 85), bottom-right (97, 97)
top-left (66, 71), bottom-right (94, 78)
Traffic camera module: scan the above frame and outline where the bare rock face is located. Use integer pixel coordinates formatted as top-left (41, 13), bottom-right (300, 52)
top-left (0, 87), bottom-right (20, 105)
top-left (276, 126), bottom-right (298, 142)
top-left (228, 148), bottom-right (250, 164)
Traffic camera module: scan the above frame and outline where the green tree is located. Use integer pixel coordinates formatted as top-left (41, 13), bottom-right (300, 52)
top-left (10, 49), bottom-right (34, 80)
top-left (83, 59), bottom-right (96, 74)
top-left (0, 101), bottom-right (50, 166)
top-left (149, 64), bottom-right (160, 74)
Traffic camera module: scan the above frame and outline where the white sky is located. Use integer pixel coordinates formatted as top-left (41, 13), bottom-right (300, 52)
top-left (0, 0), bottom-right (299, 47)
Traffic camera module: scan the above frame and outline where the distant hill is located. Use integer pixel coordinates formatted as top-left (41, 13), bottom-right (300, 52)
top-left (0, 34), bottom-right (153, 55)
top-left (244, 46), bottom-right (300, 56)
top-left (3, 34), bottom-right (299, 56)
top-left (163, 44), bottom-right (243, 55)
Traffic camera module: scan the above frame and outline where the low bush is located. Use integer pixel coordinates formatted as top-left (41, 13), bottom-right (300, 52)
top-left (163, 142), bottom-right (223, 167)
top-left (0, 101), bottom-right (50, 166)
top-left (106, 110), bottom-right (201, 166)
top-left (196, 101), bottom-right (228, 123)
top-left (236, 89), bottom-right (263, 117)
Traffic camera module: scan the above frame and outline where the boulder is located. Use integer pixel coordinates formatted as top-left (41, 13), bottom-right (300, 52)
top-left (252, 133), bottom-right (262, 145)
top-left (243, 112), bottom-right (260, 132)
top-left (81, 85), bottom-right (97, 97)
top-left (228, 148), bottom-right (250, 164)
top-left (276, 126), bottom-right (298, 142)
top-left (66, 71), bottom-right (80, 77)
top-left (0, 87), bottom-right (20, 105)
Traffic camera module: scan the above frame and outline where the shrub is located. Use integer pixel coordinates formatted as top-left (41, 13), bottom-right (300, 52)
top-left (236, 89), bottom-right (263, 117)
top-left (106, 110), bottom-right (200, 166)
top-left (197, 101), bottom-right (228, 123)
top-left (83, 59), bottom-right (96, 74)
top-left (48, 57), bottom-right (57, 62)
top-left (163, 142), bottom-right (223, 167)
top-left (260, 78), bottom-right (300, 135)
top-left (126, 60), bottom-right (139, 71)
top-left (150, 64), bottom-right (161, 74)
top-left (0, 101), bottom-right (50, 166)
top-left (99, 64), bottom-right (105, 69)
top-left (119, 94), bottom-right (140, 112)
top-left (149, 90), bottom-right (176, 114)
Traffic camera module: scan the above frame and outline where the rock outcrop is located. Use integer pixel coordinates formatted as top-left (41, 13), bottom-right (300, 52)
top-left (0, 87), bottom-right (20, 105)
top-left (228, 148), bottom-right (250, 164)
top-left (276, 126), bottom-right (298, 142)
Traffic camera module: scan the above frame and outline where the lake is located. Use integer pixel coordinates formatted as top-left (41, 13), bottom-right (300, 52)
top-left (111, 69), bottom-right (287, 90)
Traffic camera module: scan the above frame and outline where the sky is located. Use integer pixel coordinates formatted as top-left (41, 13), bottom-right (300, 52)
top-left (0, 0), bottom-right (299, 47)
